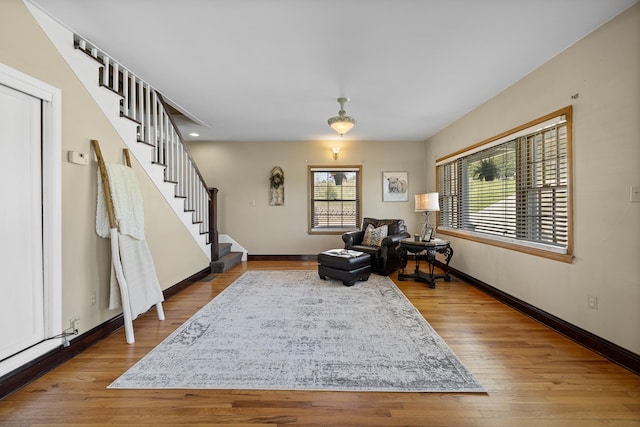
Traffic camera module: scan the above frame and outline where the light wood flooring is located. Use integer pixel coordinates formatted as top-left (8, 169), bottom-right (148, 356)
top-left (1, 260), bottom-right (639, 426)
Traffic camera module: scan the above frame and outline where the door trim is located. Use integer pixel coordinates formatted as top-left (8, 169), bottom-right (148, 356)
top-left (0, 63), bottom-right (62, 377)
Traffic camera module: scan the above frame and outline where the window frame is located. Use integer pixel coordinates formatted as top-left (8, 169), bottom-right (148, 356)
top-left (308, 165), bottom-right (362, 235)
top-left (435, 106), bottom-right (573, 263)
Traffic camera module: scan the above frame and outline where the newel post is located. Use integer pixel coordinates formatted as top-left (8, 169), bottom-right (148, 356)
top-left (208, 187), bottom-right (219, 261)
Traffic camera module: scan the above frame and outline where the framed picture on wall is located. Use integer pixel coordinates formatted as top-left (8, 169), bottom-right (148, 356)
top-left (382, 171), bottom-right (408, 202)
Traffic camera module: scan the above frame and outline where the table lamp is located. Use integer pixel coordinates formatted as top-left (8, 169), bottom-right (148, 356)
top-left (415, 192), bottom-right (440, 241)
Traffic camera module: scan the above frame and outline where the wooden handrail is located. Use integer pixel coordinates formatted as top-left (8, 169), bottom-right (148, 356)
top-left (156, 92), bottom-right (210, 201)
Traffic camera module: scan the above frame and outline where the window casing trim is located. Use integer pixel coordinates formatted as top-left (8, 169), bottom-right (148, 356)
top-left (437, 106), bottom-right (572, 164)
top-left (435, 106), bottom-right (574, 263)
top-left (437, 227), bottom-right (574, 263)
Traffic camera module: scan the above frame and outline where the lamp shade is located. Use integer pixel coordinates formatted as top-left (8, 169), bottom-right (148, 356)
top-left (328, 97), bottom-right (356, 135)
top-left (426, 192), bottom-right (440, 211)
top-left (415, 192), bottom-right (440, 212)
top-left (415, 194), bottom-right (428, 212)
top-left (328, 119), bottom-right (355, 135)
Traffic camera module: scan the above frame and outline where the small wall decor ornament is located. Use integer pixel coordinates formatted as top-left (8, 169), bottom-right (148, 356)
top-left (269, 166), bottom-right (285, 206)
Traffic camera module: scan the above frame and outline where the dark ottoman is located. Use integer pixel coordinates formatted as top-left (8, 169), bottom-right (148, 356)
top-left (317, 250), bottom-right (372, 287)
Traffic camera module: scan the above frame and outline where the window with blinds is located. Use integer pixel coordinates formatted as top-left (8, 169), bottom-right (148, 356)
top-left (309, 166), bottom-right (362, 234)
top-left (436, 106), bottom-right (572, 260)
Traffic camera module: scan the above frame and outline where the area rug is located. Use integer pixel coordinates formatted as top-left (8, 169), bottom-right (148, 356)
top-left (109, 270), bottom-right (485, 392)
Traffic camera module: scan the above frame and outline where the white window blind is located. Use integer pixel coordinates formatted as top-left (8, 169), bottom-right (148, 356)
top-left (437, 108), bottom-right (572, 256)
top-left (309, 166), bottom-right (361, 233)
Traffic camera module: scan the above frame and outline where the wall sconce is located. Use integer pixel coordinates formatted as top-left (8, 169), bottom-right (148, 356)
top-left (332, 146), bottom-right (340, 160)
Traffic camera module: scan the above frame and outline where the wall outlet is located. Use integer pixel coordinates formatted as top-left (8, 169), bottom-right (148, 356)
top-left (588, 295), bottom-right (598, 310)
top-left (631, 186), bottom-right (640, 203)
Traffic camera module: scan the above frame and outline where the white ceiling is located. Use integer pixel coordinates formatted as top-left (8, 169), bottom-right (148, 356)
top-left (28, 0), bottom-right (637, 142)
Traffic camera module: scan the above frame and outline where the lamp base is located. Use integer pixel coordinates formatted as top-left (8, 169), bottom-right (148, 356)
top-left (420, 211), bottom-right (436, 241)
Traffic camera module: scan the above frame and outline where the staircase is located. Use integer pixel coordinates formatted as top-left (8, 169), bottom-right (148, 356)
top-left (67, 32), bottom-right (244, 271)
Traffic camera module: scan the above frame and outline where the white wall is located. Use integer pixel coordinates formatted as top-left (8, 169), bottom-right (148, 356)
top-left (425, 4), bottom-right (640, 354)
top-left (0, 0), bottom-right (209, 336)
top-left (187, 140), bottom-right (427, 255)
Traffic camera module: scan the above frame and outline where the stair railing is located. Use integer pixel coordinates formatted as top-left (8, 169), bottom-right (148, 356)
top-left (74, 35), bottom-right (216, 252)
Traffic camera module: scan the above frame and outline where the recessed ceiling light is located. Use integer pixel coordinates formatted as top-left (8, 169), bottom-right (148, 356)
top-left (189, 132), bottom-right (200, 137)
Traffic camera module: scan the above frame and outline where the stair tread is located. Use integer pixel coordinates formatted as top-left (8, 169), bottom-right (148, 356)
top-left (210, 251), bottom-right (243, 273)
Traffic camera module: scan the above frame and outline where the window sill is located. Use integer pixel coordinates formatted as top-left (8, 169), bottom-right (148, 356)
top-left (308, 228), bottom-right (357, 235)
top-left (437, 228), bottom-right (574, 264)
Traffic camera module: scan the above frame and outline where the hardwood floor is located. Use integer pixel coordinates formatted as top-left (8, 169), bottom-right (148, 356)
top-left (1, 260), bottom-right (639, 426)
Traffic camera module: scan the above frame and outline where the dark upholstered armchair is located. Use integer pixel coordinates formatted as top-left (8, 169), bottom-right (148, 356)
top-left (342, 218), bottom-right (410, 276)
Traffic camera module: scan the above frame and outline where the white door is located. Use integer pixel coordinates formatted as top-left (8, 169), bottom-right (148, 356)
top-left (0, 83), bottom-right (45, 361)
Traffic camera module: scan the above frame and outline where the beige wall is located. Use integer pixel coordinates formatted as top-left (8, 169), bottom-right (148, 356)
top-left (0, 0), bottom-right (209, 334)
top-left (425, 4), bottom-right (640, 354)
top-left (187, 140), bottom-right (428, 255)
top-left (3, 0), bottom-right (637, 357)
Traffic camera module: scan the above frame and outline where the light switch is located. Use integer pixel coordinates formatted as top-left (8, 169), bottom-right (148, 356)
top-left (631, 186), bottom-right (640, 203)
top-left (68, 150), bottom-right (89, 165)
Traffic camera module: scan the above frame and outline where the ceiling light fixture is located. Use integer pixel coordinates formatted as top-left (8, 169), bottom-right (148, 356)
top-left (328, 97), bottom-right (356, 136)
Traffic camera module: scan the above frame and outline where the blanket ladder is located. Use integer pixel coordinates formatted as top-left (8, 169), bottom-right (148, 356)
top-left (91, 139), bottom-right (164, 344)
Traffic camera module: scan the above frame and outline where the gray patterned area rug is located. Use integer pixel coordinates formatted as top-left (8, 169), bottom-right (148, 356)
top-left (109, 270), bottom-right (485, 392)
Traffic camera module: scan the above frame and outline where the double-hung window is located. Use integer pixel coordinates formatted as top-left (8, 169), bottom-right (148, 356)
top-left (308, 165), bottom-right (362, 234)
top-left (436, 106), bottom-right (573, 262)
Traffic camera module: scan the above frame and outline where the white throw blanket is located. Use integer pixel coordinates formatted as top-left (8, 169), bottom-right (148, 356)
top-left (96, 163), bottom-right (145, 240)
top-left (96, 163), bottom-right (164, 318)
top-left (110, 233), bottom-right (164, 317)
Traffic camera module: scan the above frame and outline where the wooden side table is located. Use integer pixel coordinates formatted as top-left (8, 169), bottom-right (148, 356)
top-left (397, 238), bottom-right (453, 288)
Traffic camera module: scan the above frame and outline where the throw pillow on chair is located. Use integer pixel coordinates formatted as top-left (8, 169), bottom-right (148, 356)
top-left (362, 224), bottom-right (388, 247)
